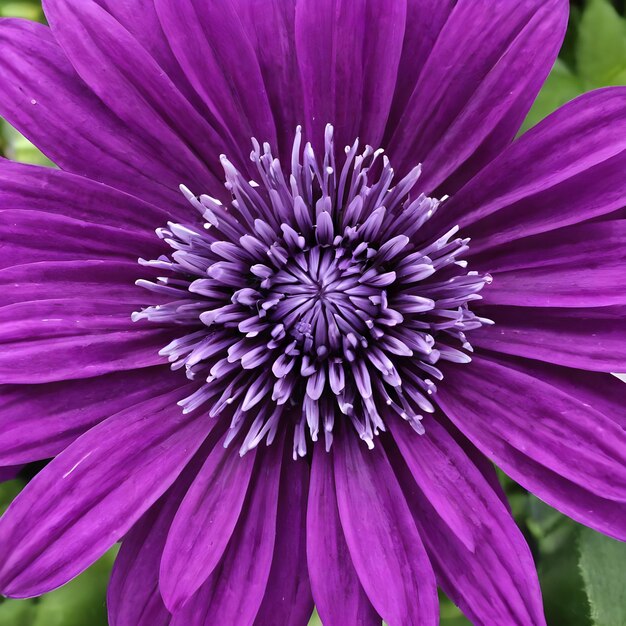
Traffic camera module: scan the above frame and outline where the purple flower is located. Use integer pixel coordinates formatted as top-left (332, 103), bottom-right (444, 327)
top-left (0, 0), bottom-right (624, 624)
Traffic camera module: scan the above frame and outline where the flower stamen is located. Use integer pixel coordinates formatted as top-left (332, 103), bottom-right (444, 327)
top-left (134, 125), bottom-right (493, 458)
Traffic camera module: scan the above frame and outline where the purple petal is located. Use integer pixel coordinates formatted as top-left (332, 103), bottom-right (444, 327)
top-left (0, 384), bottom-right (213, 598)
top-left (0, 210), bottom-right (158, 270)
top-left (296, 0), bottom-right (407, 150)
top-left (388, 0), bottom-right (455, 127)
top-left (154, 0), bottom-right (277, 161)
top-left (108, 434), bottom-right (222, 626)
top-left (92, 0), bottom-right (211, 114)
top-left (0, 19), bottom-right (191, 208)
top-left (43, 0), bottom-right (226, 191)
top-left (438, 355), bottom-right (626, 540)
top-left (232, 0), bottom-right (303, 158)
top-left (160, 430), bottom-right (257, 612)
top-left (0, 160), bottom-right (172, 232)
top-left (253, 439), bottom-right (313, 626)
top-left (472, 305), bottom-right (626, 372)
top-left (0, 297), bottom-right (176, 384)
top-left (171, 438), bottom-right (284, 626)
top-left (388, 418), bottom-right (479, 552)
top-left (389, 417), bottom-right (545, 625)
top-left (388, 0), bottom-right (567, 188)
top-left (443, 419), bottom-right (511, 511)
top-left (0, 367), bottom-right (182, 465)
top-left (437, 87), bottom-right (626, 247)
top-left (108, 499), bottom-right (174, 626)
top-left (0, 260), bottom-right (158, 307)
top-left (509, 360), bottom-right (625, 429)
top-left (307, 445), bottom-right (379, 626)
top-left (334, 432), bottom-right (438, 626)
top-left (476, 221), bottom-right (626, 307)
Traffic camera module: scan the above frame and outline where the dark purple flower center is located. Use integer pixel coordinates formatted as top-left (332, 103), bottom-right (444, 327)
top-left (134, 125), bottom-right (493, 457)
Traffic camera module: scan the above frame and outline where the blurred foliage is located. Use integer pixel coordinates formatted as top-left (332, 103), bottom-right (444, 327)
top-left (1, 124), bottom-right (53, 167)
top-left (1, 0), bottom-right (626, 624)
top-left (505, 479), bottom-right (593, 626)
top-left (0, 0), bottom-right (43, 21)
top-left (523, 0), bottom-right (626, 131)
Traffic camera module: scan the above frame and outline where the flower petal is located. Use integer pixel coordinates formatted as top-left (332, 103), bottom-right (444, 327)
top-left (388, 0), bottom-right (455, 125)
top-left (0, 260), bottom-right (155, 307)
top-left (388, 419), bottom-right (477, 553)
top-left (0, 210), bottom-right (158, 270)
top-left (232, 0), bottom-right (303, 158)
top-left (171, 438), bottom-right (284, 626)
top-left (0, 160), bottom-right (172, 232)
top-left (0, 296), bottom-right (176, 384)
top-left (43, 0), bottom-right (226, 190)
top-left (389, 418), bottom-right (545, 625)
top-left (476, 221), bottom-right (626, 307)
top-left (508, 360), bottom-right (625, 429)
top-left (296, 0), bottom-right (407, 150)
top-left (334, 432), bottom-right (438, 626)
top-left (0, 385), bottom-right (213, 598)
top-left (472, 305), bottom-right (626, 372)
top-left (0, 20), bottom-right (192, 208)
top-left (108, 433), bottom-right (221, 626)
top-left (93, 0), bottom-right (210, 114)
top-left (253, 439), bottom-right (313, 626)
top-left (438, 355), bottom-right (626, 539)
top-left (438, 87), bottom-right (626, 247)
top-left (154, 0), bottom-right (277, 159)
top-left (0, 367), bottom-right (181, 465)
top-left (307, 445), bottom-right (379, 626)
top-left (388, 0), bottom-right (567, 189)
top-left (108, 499), bottom-right (174, 626)
top-left (160, 431), bottom-right (257, 612)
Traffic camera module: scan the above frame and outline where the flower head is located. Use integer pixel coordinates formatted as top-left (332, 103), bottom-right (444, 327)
top-left (134, 126), bottom-right (492, 457)
top-left (0, 1), bottom-right (625, 625)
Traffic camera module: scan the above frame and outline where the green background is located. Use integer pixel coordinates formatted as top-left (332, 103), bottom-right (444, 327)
top-left (1, 0), bottom-right (626, 624)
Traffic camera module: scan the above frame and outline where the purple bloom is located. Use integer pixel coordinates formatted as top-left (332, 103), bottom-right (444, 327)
top-left (0, 0), bottom-right (624, 624)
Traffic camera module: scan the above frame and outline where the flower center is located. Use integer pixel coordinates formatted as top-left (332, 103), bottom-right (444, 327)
top-left (134, 125), bottom-right (493, 458)
top-left (262, 244), bottom-right (392, 361)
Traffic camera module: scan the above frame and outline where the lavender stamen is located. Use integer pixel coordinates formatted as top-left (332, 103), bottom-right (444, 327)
top-left (134, 125), bottom-right (492, 458)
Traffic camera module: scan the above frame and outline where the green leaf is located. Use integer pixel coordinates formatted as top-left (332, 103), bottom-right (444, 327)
top-left (0, 124), bottom-right (53, 166)
top-left (604, 65), bottom-right (626, 86)
top-left (0, 1), bottom-right (43, 20)
top-left (439, 591), bottom-right (472, 626)
top-left (521, 60), bottom-right (584, 133)
top-left (0, 600), bottom-right (38, 626)
top-left (579, 527), bottom-right (626, 626)
top-left (525, 497), bottom-right (592, 626)
top-left (560, 5), bottom-right (583, 69)
top-left (0, 480), bottom-right (23, 516)
top-left (308, 610), bottom-right (323, 626)
top-left (577, 0), bottom-right (626, 88)
top-left (540, 534), bottom-right (592, 626)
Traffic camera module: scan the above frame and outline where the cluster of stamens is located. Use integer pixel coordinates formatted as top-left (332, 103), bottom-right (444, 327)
top-left (134, 125), bottom-right (492, 457)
